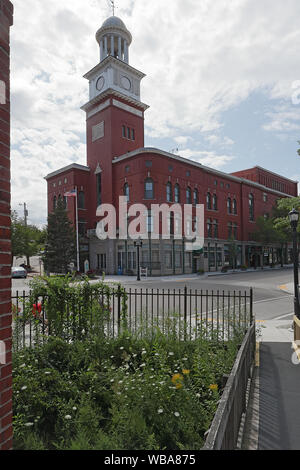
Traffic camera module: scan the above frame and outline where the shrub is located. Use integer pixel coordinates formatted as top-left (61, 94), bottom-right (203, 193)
top-left (13, 332), bottom-right (240, 450)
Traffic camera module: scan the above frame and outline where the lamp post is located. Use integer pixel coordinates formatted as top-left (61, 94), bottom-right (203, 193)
top-left (134, 238), bottom-right (143, 281)
top-left (289, 208), bottom-right (300, 318)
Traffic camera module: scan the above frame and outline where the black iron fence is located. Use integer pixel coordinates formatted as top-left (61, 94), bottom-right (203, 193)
top-left (12, 287), bottom-right (253, 350)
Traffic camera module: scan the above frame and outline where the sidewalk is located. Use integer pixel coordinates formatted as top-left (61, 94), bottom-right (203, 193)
top-left (243, 296), bottom-right (300, 450)
top-left (94, 264), bottom-right (294, 284)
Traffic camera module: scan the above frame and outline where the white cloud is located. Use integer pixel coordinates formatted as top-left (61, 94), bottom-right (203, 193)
top-left (179, 149), bottom-right (235, 170)
top-left (9, 0), bottom-right (300, 224)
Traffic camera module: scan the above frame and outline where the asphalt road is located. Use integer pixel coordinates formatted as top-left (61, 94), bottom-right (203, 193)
top-left (12, 267), bottom-right (295, 322)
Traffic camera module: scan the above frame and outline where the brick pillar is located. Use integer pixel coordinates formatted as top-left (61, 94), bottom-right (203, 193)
top-left (0, 0), bottom-right (13, 452)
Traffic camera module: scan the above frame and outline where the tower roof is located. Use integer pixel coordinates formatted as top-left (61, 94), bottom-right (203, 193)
top-left (96, 15), bottom-right (132, 46)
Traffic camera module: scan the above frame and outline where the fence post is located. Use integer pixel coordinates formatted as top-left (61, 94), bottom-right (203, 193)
top-left (250, 288), bottom-right (253, 325)
top-left (117, 285), bottom-right (121, 335)
top-left (184, 286), bottom-right (187, 340)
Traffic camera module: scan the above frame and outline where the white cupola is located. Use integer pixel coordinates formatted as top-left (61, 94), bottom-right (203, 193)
top-left (96, 16), bottom-right (132, 64)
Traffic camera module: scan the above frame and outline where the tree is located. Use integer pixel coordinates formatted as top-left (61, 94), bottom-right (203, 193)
top-left (44, 198), bottom-right (76, 274)
top-left (11, 211), bottom-right (46, 266)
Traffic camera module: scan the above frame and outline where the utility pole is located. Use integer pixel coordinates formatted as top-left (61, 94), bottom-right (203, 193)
top-left (19, 202), bottom-right (28, 226)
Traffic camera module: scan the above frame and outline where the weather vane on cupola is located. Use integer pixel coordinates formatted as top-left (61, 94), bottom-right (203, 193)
top-left (108, 0), bottom-right (117, 16)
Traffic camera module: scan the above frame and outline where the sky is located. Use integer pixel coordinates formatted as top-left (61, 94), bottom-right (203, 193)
top-left (9, 0), bottom-right (300, 226)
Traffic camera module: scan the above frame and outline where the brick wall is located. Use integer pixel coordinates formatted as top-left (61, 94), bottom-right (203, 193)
top-left (0, 0), bottom-right (13, 452)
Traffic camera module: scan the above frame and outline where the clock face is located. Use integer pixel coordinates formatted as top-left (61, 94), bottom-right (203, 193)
top-left (121, 76), bottom-right (131, 91)
top-left (96, 76), bottom-right (105, 91)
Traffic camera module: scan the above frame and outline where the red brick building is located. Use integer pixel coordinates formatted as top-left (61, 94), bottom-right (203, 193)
top-left (0, 0), bottom-right (13, 451)
top-left (45, 15), bottom-right (298, 276)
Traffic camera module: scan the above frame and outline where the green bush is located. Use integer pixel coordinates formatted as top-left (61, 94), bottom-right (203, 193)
top-left (13, 332), bottom-right (240, 450)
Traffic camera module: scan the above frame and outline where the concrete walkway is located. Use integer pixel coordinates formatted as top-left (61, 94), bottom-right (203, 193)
top-left (244, 299), bottom-right (300, 450)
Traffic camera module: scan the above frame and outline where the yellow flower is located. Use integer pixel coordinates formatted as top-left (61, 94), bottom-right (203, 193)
top-left (171, 373), bottom-right (184, 389)
top-left (182, 369), bottom-right (190, 375)
top-left (209, 384), bottom-right (218, 391)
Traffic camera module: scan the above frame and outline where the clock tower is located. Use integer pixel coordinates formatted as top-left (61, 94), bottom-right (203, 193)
top-left (81, 16), bottom-right (149, 227)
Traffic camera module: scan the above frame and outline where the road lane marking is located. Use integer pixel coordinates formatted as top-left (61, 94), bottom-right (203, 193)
top-left (253, 295), bottom-right (292, 304)
top-left (272, 312), bottom-right (294, 321)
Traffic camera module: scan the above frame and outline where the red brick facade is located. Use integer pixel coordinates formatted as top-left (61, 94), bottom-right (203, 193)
top-left (0, 0), bottom-right (13, 451)
top-left (45, 15), bottom-right (298, 275)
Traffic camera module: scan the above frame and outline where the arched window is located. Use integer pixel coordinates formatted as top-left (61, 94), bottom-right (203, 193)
top-left (53, 195), bottom-right (57, 211)
top-left (78, 191), bottom-right (85, 209)
top-left (232, 199), bottom-right (237, 215)
top-left (186, 187), bottom-right (192, 204)
top-left (193, 189), bottom-right (199, 206)
top-left (58, 195), bottom-right (62, 207)
top-left (227, 198), bottom-right (232, 214)
top-left (166, 182), bottom-right (172, 202)
top-left (174, 184), bottom-right (180, 203)
top-left (124, 183), bottom-right (130, 202)
top-left (144, 178), bottom-right (154, 200)
top-left (213, 194), bottom-right (218, 211)
top-left (249, 194), bottom-right (254, 221)
top-left (207, 192), bottom-right (212, 210)
top-left (63, 196), bottom-right (67, 210)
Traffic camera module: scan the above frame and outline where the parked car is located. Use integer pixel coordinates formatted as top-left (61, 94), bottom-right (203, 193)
top-left (11, 267), bottom-right (27, 279)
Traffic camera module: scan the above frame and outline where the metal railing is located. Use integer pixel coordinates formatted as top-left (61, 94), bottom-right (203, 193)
top-left (12, 287), bottom-right (253, 350)
top-left (203, 322), bottom-right (256, 450)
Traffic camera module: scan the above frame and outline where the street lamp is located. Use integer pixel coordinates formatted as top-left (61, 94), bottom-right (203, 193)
top-left (134, 238), bottom-right (143, 281)
top-left (289, 208), bottom-right (300, 318)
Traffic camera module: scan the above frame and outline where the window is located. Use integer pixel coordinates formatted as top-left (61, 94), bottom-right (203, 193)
top-left (213, 219), bottom-right (218, 239)
top-left (193, 189), bottom-right (199, 206)
top-left (63, 196), bottom-right (67, 210)
top-left (122, 125), bottom-right (135, 141)
top-left (228, 222), bottom-right (233, 239)
top-left (207, 192), bottom-right (212, 210)
top-left (186, 187), bottom-right (192, 204)
top-left (232, 199), bottom-right (237, 215)
top-left (214, 180), bottom-right (218, 186)
top-left (78, 219), bottom-right (86, 237)
top-left (249, 194), bottom-right (254, 221)
top-left (227, 198), bottom-right (232, 214)
top-left (124, 183), bottom-right (130, 202)
top-left (166, 182), bottom-right (172, 202)
top-left (174, 184), bottom-right (180, 203)
top-left (263, 193), bottom-right (268, 203)
top-left (147, 211), bottom-right (154, 233)
top-left (146, 160), bottom-right (152, 168)
top-left (212, 194), bottom-right (218, 211)
top-left (233, 223), bottom-right (238, 240)
top-left (64, 178), bottom-right (67, 184)
top-left (186, 171), bottom-right (191, 177)
top-left (53, 196), bottom-right (57, 211)
top-left (97, 254), bottom-right (107, 270)
top-left (168, 165), bottom-right (173, 173)
top-left (207, 219), bottom-right (212, 238)
top-left (78, 191), bottom-right (85, 209)
top-left (125, 165), bottom-right (130, 173)
top-left (165, 251), bottom-right (172, 269)
top-left (144, 178), bottom-right (154, 199)
top-left (96, 174), bottom-right (102, 207)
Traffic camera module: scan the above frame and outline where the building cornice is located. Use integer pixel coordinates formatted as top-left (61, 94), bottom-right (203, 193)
top-left (81, 88), bottom-right (149, 113)
top-left (83, 55), bottom-right (146, 81)
top-left (44, 163), bottom-right (90, 181)
top-left (112, 147), bottom-right (295, 198)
